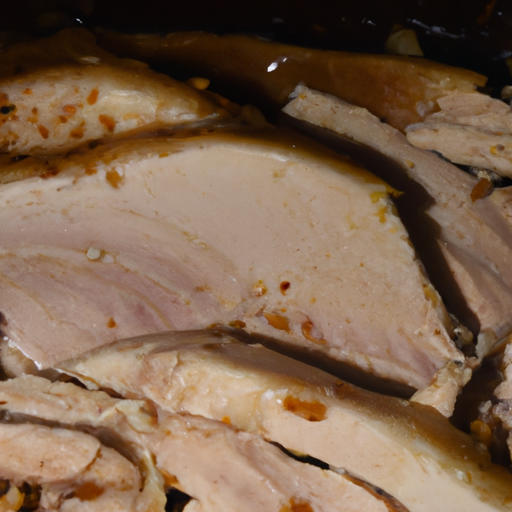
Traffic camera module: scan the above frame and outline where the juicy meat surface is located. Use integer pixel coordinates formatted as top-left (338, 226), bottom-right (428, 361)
top-left (0, 374), bottom-right (402, 512)
top-left (98, 31), bottom-right (486, 132)
top-left (283, 85), bottom-right (512, 355)
top-left (146, 413), bottom-right (397, 512)
top-left (0, 375), bottom-right (167, 512)
top-left (406, 92), bottom-right (512, 178)
top-left (0, 128), bottom-right (460, 388)
top-left (57, 330), bottom-right (512, 512)
top-left (0, 29), bottom-right (225, 156)
top-left (0, 423), bottom-right (144, 512)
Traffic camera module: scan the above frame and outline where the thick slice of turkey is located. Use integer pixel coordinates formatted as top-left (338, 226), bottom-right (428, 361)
top-left (0, 28), bottom-right (225, 156)
top-left (0, 423), bottom-right (144, 512)
top-left (406, 92), bottom-right (512, 178)
top-left (144, 413), bottom-right (401, 512)
top-left (0, 375), bottom-right (166, 512)
top-left (0, 376), bottom-right (167, 512)
top-left (283, 85), bottom-right (512, 356)
top-left (0, 375), bottom-right (402, 512)
top-left (97, 31), bottom-right (486, 132)
top-left (57, 330), bottom-right (512, 512)
top-left (0, 127), bottom-right (460, 389)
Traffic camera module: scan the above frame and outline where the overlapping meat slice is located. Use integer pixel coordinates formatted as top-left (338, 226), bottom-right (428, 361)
top-left (145, 413), bottom-right (401, 512)
top-left (0, 375), bottom-right (405, 512)
top-left (0, 375), bottom-right (167, 512)
top-left (0, 125), bottom-right (462, 389)
top-left (97, 31), bottom-right (486, 132)
top-left (0, 423), bottom-right (144, 512)
top-left (283, 85), bottom-right (512, 357)
top-left (0, 28), bottom-right (226, 156)
top-left (406, 92), bottom-right (512, 178)
top-left (56, 330), bottom-right (512, 512)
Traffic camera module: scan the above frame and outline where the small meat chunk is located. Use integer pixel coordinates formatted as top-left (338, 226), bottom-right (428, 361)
top-left (406, 92), bottom-right (512, 178)
top-left (492, 342), bottom-right (512, 460)
top-left (0, 375), bottom-right (167, 512)
top-left (0, 423), bottom-right (143, 512)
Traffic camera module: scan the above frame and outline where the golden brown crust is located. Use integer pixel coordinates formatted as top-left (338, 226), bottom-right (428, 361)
top-left (98, 31), bottom-right (487, 132)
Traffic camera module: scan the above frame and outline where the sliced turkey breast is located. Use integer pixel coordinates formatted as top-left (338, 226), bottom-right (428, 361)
top-left (283, 85), bottom-right (512, 356)
top-left (97, 31), bottom-right (486, 132)
top-left (0, 423), bottom-right (144, 512)
top-left (406, 92), bottom-right (512, 178)
top-left (145, 412), bottom-right (400, 512)
top-left (0, 375), bottom-right (404, 512)
top-left (0, 375), bottom-right (167, 512)
top-left (0, 29), bottom-right (226, 156)
top-left (0, 127), bottom-right (460, 389)
top-left (56, 330), bottom-right (512, 512)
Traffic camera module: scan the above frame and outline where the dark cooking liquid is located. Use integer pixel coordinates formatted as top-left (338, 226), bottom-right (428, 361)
top-left (1, 0), bottom-right (512, 86)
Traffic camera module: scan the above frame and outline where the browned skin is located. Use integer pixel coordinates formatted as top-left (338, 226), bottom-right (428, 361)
top-left (98, 31), bottom-right (486, 132)
top-left (0, 29), bottom-right (226, 156)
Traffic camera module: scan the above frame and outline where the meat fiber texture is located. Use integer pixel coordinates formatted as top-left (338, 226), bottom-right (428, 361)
top-left (0, 372), bottom-right (405, 512)
top-left (55, 330), bottom-right (512, 512)
top-left (0, 29), bottom-right (226, 156)
top-left (406, 92), bottom-right (512, 178)
top-left (0, 124), bottom-right (463, 390)
top-left (492, 341), bottom-right (512, 462)
top-left (283, 85), bottom-right (512, 359)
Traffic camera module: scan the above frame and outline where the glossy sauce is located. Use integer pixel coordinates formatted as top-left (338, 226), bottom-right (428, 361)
top-left (2, 0), bottom-right (511, 87)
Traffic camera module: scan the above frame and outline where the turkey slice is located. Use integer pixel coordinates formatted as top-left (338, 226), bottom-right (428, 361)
top-left (0, 28), bottom-right (226, 157)
top-left (406, 92), bottom-right (512, 178)
top-left (97, 30), bottom-right (486, 132)
top-left (0, 423), bottom-right (144, 512)
top-left (0, 375), bottom-right (404, 512)
top-left (0, 127), bottom-right (460, 389)
top-left (283, 85), bottom-right (512, 356)
top-left (57, 330), bottom-right (512, 512)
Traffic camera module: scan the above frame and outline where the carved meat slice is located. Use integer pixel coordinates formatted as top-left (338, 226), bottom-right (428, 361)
top-left (0, 29), bottom-right (225, 156)
top-left (97, 31), bottom-right (486, 132)
top-left (0, 375), bottom-right (167, 512)
top-left (0, 375), bottom-right (405, 512)
top-left (57, 330), bottom-right (512, 512)
top-left (406, 92), bottom-right (512, 178)
top-left (0, 127), bottom-right (460, 389)
top-left (283, 85), bottom-right (512, 355)
top-left (0, 423), bottom-right (143, 512)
